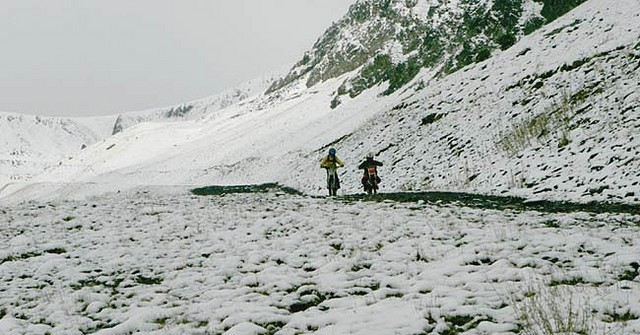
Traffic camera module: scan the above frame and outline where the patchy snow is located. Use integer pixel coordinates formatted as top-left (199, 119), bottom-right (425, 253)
top-left (315, 0), bottom-right (640, 204)
top-left (1, 187), bottom-right (638, 334)
top-left (0, 2), bottom-right (639, 334)
top-left (519, 0), bottom-right (544, 26)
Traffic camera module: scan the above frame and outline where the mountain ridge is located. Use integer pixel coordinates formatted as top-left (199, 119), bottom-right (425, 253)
top-left (0, 72), bottom-right (281, 186)
top-left (266, 0), bottom-right (587, 106)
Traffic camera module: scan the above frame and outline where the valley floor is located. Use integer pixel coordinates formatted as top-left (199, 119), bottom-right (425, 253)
top-left (1, 187), bottom-right (639, 334)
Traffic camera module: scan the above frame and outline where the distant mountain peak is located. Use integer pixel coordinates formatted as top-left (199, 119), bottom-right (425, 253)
top-left (267, 0), bottom-right (586, 108)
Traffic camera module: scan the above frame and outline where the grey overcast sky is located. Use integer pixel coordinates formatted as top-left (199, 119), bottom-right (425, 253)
top-left (0, 0), bottom-right (356, 117)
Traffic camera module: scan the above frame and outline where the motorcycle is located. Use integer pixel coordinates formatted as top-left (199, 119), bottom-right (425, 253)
top-left (363, 166), bottom-right (380, 195)
top-left (325, 166), bottom-right (339, 196)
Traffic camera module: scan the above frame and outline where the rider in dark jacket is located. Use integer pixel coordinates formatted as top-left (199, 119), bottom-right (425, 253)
top-left (358, 152), bottom-right (382, 192)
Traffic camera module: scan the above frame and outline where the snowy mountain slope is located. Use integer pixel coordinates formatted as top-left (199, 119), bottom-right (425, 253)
top-left (1, 0), bottom-right (638, 205)
top-left (323, 0), bottom-right (640, 203)
top-left (0, 0), bottom-right (585, 198)
top-left (267, 0), bottom-right (586, 104)
top-left (0, 72), bottom-right (282, 190)
top-left (0, 112), bottom-right (116, 186)
top-left (0, 76), bottom-right (392, 203)
top-left (110, 72), bottom-right (283, 135)
top-left (262, 0), bottom-right (638, 203)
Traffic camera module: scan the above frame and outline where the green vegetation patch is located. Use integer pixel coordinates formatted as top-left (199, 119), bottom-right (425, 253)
top-left (421, 113), bottom-right (445, 125)
top-left (0, 251), bottom-right (42, 265)
top-left (45, 247), bottom-right (67, 254)
top-left (523, 17), bottom-right (546, 35)
top-left (549, 276), bottom-right (587, 287)
top-left (617, 262), bottom-right (639, 281)
top-left (604, 309), bottom-right (639, 323)
top-left (513, 283), bottom-right (595, 335)
top-left (256, 321), bottom-right (286, 335)
top-left (288, 289), bottom-right (334, 313)
top-left (537, 0), bottom-right (587, 23)
top-left (165, 104), bottom-right (194, 118)
top-left (135, 275), bottom-right (163, 285)
top-left (0, 248), bottom-right (67, 264)
top-left (191, 183), bottom-right (304, 196)
top-left (195, 184), bottom-right (639, 215)
top-left (80, 321), bottom-right (118, 334)
top-left (441, 314), bottom-right (496, 334)
top-left (341, 191), bottom-right (640, 215)
top-left (500, 89), bottom-right (577, 155)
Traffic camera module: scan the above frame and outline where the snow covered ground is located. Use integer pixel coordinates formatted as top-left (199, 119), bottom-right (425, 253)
top-left (1, 187), bottom-right (639, 334)
top-left (1, 1), bottom-right (639, 333)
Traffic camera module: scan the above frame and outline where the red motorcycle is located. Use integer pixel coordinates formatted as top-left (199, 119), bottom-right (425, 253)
top-left (363, 165), bottom-right (380, 194)
top-left (359, 153), bottom-right (383, 195)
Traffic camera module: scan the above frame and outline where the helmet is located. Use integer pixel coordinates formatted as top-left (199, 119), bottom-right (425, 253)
top-left (328, 147), bottom-right (336, 155)
top-left (366, 152), bottom-right (374, 159)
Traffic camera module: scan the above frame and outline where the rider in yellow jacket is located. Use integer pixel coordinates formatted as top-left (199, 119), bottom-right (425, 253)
top-left (320, 147), bottom-right (344, 192)
top-left (320, 147), bottom-right (344, 169)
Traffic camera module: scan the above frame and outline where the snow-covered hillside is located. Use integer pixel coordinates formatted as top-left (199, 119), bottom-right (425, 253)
top-left (0, 112), bottom-right (116, 187)
top-left (267, 0), bottom-right (583, 102)
top-left (0, 0), bottom-right (638, 205)
top-left (328, 0), bottom-right (640, 203)
top-left (0, 72), bottom-right (281, 193)
top-left (0, 75), bottom-right (386, 203)
top-left (111, 72), bottom-right (283, 135)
